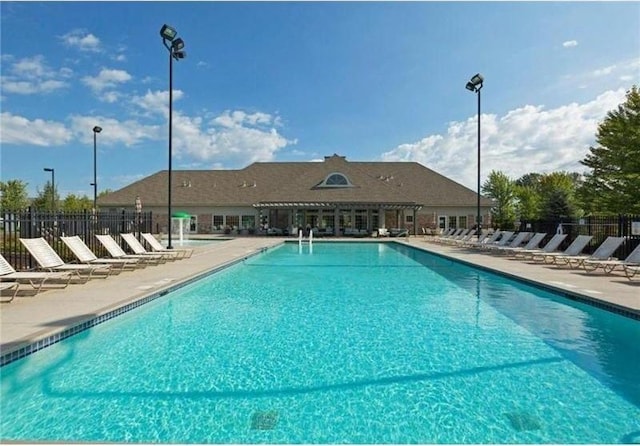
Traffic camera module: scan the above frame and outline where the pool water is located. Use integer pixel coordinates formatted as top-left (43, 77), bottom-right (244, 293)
top-left (1, 242), bottom-right (639, 443)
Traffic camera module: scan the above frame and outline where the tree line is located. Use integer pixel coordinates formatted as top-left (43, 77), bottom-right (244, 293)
top-left (2, 86), bottom-right (639, 218)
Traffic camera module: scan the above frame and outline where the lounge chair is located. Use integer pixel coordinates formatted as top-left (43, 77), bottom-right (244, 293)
top-left (463, 230), bottom-right (502, 248)
top-left (120, 233), bottom-right (178, 261)
top-left (552, 236), bottom-right (625, 269)
top-left (442, 229), bottom-right (475, 245)
top-left (96, 234), bottom-right (166, 265)
top-left (19, 237), bottom-right (112, 281)
top-left (623, 264), bottom-right (640, 280)
top-left (61, 235), bottom-right (143, 272)
top-left (377, 228), bottom-right (390, 237)
top-left (497, 232), bottom-right (547, 256)
top-left (582, 242), bottom-right (640, 274)
top-left (511, 233), bottom-right (567, 259)
top-left (141, 233), bottom-right (193, 259)
top-left (532, 235), bottom-right (594, 264)
top-left (488, 232), bottom-right (532, 252)
top-left (476, 231), bottom-right (515, 250)
top-left (0, 281), bottom-right (20, 302)
top-left (1, 253), bottom-right (73, 301)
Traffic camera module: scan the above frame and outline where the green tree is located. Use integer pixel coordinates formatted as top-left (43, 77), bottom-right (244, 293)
top-left (538, 171), bottom-right (582, 219)
top-left (514, 184), bottom-right (541, 220)
top-left (61, 194), bottom-right (93, 211)
top-left (31, 182), bottom-right (59, 211)
top-left (578, 85), bottom-right (640, 214)
top-left (482, 170), bottom-right (517, 229)
top-left (0, 179), bottom-right (30, 212)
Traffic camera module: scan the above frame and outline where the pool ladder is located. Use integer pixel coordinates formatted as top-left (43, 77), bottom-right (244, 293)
top-left (298, 228), bottom-right (313, 254)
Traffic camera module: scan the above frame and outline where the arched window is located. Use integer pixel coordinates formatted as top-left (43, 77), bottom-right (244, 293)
top-left (316, 172), bottom-right (353, 188)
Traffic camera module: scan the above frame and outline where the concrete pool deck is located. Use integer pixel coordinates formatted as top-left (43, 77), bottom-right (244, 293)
top-left (1, 236), bottom-right (639, 361)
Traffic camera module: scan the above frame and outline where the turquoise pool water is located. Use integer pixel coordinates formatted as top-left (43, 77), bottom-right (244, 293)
top-left (1, 242), bottom-right (639, 443)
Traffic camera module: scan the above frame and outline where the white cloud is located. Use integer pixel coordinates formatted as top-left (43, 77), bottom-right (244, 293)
top-left (60, 30), bottom-right (102, 52)
top-left (0, 112), bottom-right (72, 146)
top-left (562, 40), bottom-right (578, 48)
top-left (68, 115), bottom-right (162, 147)
top-left (131, 89), bottom-right (185, 117)
top-left (173, 110), bottom-right (293, 166)
top-left (593, 65), bottom-right (616, 76)
top-left (381, 88), bottom-right (627, 189)
top-left (0, 55), bottom-right (70, 95)
top-left (82, 68), bottom-right (132, 92)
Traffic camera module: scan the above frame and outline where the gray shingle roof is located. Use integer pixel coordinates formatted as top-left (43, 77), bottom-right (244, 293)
top-left (98, 154), bottom-right (492, 208)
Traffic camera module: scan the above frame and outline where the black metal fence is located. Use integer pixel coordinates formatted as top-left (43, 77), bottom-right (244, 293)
top-left (1, 208), bottom-right (153, 271)
top-left (518, 215), bottom-right (640, 259)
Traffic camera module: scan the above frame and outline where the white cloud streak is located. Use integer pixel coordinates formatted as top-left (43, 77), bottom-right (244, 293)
top-left (82, 68), bottom-right (132, 92)
top-left (0, 55), bottom-right (70, 95)
top-left (60, 30), bottom-right (102, 52)
top-left (0, 112), bottom-right (73, 145)
top-left (562, 40), bottom-right (578, 48)
top-left (381, 88), bottom-right (627, 189)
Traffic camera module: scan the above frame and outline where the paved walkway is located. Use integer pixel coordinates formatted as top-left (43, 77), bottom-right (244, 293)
top-left (1, 237), bottom-right (638, 360)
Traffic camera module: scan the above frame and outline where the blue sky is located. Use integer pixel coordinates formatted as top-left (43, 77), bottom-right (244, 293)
top-left (1, 1), bottom-right (639, 198)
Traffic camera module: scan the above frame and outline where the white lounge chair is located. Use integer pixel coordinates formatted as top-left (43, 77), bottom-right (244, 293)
top-left (498, 232), bottom-right (547, 256)
top-left (1, 253), bottom-right (73, 301)
top-left (61, 235), bottom-right (143, 272)
top-left (19, 237), bottom-right (112, 281)
top-left (623, 264), bottom-right (640, 280)
top-left (477, 231), bottom-right (515, 250)
top-left (96, 234), bottom-right (166, 265)
top-left (512, 233), bottom-right (567, 259)
top-left (463, 230), bottom-right (502, 248)
top-left (582, 242), bottom-right (640, 274)
top-left (141, 233), bottom-right (193, 259)
top-left (120, 233), bottom-right (178, 261)
top-left (553, 236), bottom-right (625, 269)
top-left (533, 235), bottom-right (594, 264)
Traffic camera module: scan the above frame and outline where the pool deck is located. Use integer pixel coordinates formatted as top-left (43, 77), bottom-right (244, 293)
top-left (1, 236), bottom-right (639, 361)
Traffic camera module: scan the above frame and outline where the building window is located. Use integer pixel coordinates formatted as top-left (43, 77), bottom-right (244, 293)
top-left (458, 216), bottom-right (467, 228)
top-left (315, 172), bottom-right (353, 188)
top-left (213, 215), bottom-right (224, 230)
top-left (448, 215), bottom-right (457, 228)
top-left (226, 215), bottom-right (240, 229)
top-left (241, 215), bottom-right (255, 229)
top-left (405, 215), bottom-right (413, 223)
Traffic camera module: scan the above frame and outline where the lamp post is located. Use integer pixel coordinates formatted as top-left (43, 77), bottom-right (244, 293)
top-left (135, 195), bottom-right (142, 238)
top-left (160, 24), bottom-right (186, 249)
top-left (92, 125), bottom-right (102, 212)
top-left (43, 167), bottom-right (55, 212)
top-left (466, 73), bottom-right (484, 239)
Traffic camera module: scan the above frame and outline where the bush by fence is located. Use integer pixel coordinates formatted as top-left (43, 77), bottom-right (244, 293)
top-left (1, 208), bottom-right (153, 271)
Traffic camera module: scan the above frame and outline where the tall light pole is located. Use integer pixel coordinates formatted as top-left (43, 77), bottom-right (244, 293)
top-left (160, 24), bottom-right (186, 249)
top-left (92, 125), bottom-right (102, 212)
top-left (466, 73), bottom-right (484, 239)
top-left (43, 167), bottom-right (55, 212)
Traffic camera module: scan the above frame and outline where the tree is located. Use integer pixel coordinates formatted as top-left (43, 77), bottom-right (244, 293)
top-left (482, 170), bottom-right (517, 229)
top-left (538, 172), bottom-right (582, 219)
top-left (61, 194), bottom-right (93, 211)
top-left (31, 182), bottom-right (59, 211)
top-left (0, 179), bottom-right (30, 212)
top-left (578, 85), bottom-right (640, 215)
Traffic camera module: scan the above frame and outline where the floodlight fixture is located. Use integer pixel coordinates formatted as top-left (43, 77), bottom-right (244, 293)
top-left (160, 24), bottom-right (177, 41)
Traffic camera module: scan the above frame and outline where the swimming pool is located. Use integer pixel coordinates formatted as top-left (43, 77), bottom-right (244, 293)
top-left (1, 242), bottom-right (639, 443)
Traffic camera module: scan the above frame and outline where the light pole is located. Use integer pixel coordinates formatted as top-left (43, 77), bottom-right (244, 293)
top-left (466, 73), bottom-right (484, 239)
top-left (43, 167), bottom-right (55, 212)
top-left (160, 24), bottom-right (186, 249)
top-left (92, 125), bottom-right (102, 211)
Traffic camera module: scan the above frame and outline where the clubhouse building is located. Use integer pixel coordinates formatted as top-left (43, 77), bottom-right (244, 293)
top-left (98, 154), bottom-right (493, 236)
